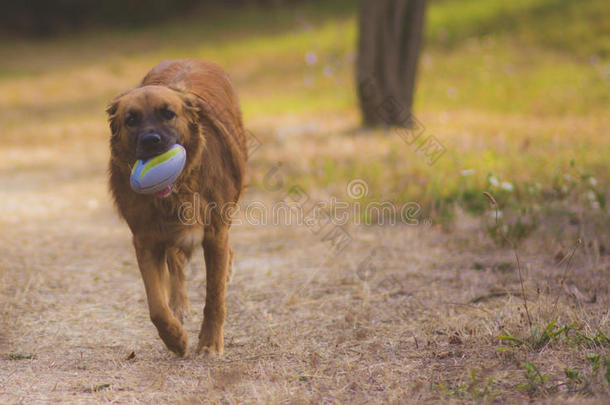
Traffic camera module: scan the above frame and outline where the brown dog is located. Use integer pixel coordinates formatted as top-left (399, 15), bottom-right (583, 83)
top-left (106, 59), bottom-right (246, 356)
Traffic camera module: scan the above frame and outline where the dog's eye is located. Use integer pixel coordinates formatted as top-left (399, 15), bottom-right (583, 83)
top-left (160, 108), bottom-right (176, 120)
top-left (125, 114), bottom-right (139, 127)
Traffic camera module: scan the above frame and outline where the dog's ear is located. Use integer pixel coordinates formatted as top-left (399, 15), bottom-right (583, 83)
top-left (106, 97), bottom-right (122, 137)
top-left (105, 98), bottom-right (119, 116)
top-left (106, 90), bottom-right (132, 136)
top-left (107, 107), bottom-right (121, 139)
top-left (180, 92), bottom-right (202, 124)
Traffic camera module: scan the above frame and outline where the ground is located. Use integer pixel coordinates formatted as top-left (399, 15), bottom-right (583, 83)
top-left (1, 124), bottom-right (608, 403)
top-left (1, 0), bottom-right (609, 403)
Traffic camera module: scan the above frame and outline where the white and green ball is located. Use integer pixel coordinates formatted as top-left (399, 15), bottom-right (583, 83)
top-left (130, 144), bottom-right (186, 194)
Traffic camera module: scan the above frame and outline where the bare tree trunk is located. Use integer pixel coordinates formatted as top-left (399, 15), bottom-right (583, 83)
top-left (357, 0), bottom-right (426, 128)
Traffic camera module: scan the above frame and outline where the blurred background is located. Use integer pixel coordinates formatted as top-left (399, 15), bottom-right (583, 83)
top-left (1, 0), bottom-right (608, 226)
top-left (0, 1), bottom-right (609, 402)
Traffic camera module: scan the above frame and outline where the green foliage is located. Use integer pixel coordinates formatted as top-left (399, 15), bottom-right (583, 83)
top-left (497, 321), bottom-right (578, 350)
top-left (427, 0), bottom-right (610, 58)
top-left (564, 367), bottom-right (582, 383)
top-left (573, 329), bottom-right (610, 349)
top-left (562, 366), bottom-right (589, 393)
top-left (586, 353), bottom-right (610, 383)
top-left (482, 176), bottom-right (539, 247)
top-left (517, 362), bottom-right (548, 395)
top-left (83, 383), bottom-right (111, 393)
top-left (4, 353), bottom-right (35, 360)
top-left (437, 369), bottom-right (502, 401)
top-left (560, 353), bottom-right (610, 394)
top-left (482, 160), bottom-right (608, 246)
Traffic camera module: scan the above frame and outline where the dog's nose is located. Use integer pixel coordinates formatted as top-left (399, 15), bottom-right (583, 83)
top-left (141, 133), bottom-right (161, 148)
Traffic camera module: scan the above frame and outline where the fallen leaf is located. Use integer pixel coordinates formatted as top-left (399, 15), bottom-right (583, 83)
top-left (435, 351), bottom-right (450, 358)
top-left (449, 333), bottom-right (462, 345)
top-left (83, 384), bottom-right (110, 393)
top-left (554, 250), bottom-right (565, 264)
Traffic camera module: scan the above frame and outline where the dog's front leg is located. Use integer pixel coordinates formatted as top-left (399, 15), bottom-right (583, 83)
top-left (134, 237), bottom-right (188, 356)
top-left (167, 247), bottom-right (190, 325)
top-left (197, 226), bottom-right (230, 357)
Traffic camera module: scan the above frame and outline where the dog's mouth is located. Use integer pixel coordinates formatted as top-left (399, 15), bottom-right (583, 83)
top-left (136, 131), bottom-right (177, 161)
top-left (155, 185), bottom-right (173, 198)
top-left (136, 142), bottom-right (173, 161)
top-left (130, 143), bottom-right (186, 199)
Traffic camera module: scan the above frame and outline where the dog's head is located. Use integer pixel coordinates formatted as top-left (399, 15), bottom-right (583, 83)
top-left (106, 85), bottom-right (202, 164)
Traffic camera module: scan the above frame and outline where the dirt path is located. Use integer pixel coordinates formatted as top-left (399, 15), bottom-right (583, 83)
top-left (1, 158), bottom-right (608, 403)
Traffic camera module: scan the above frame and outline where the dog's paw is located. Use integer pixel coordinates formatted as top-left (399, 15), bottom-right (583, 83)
top-left (196, 333), bottom-right (224, 357)
top-left (157, 324), bottom-right (188, 357)
top-left (196, 343), bottom-right (223, 358)
top-left (164, 335), bottom-right (188, 357)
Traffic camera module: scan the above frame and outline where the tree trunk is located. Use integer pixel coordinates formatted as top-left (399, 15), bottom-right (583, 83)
top-left (357, 0), bottom-right (426, 128)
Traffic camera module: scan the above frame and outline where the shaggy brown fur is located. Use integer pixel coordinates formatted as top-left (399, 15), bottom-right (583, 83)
top-left (106, 59), bottom-right (247, 357)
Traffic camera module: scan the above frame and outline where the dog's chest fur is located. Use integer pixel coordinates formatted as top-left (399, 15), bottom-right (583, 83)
top-left (175, 226), bottom-right (204, 251)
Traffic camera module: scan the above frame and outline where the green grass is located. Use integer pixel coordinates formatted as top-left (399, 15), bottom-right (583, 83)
top-left (0, 0), bottom-right (608, 235)
top-left (427, 0), bottom-right (610, 58)
top-left (3, 353), bottom-right (35, 360)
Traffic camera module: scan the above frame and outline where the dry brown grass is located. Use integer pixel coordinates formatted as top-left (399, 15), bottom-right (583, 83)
top-left (0, 117), bottom-right (608, 403)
